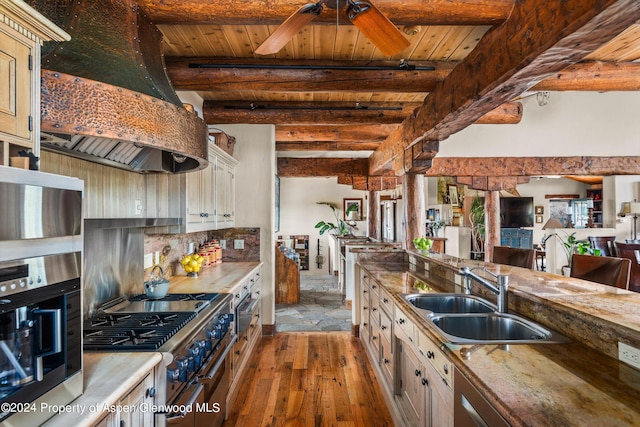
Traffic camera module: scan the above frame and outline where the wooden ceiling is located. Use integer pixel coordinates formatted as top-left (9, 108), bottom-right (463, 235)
top-left (137, 0), bottom-right (640, 189)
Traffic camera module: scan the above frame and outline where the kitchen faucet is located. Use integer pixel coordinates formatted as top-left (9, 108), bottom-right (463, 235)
top-left (459, 267), bottom-right (509, 313)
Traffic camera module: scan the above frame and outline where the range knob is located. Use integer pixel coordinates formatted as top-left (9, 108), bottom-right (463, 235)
top-left (188, 346), bottom-right (202, 370)
top-left (175, 357), bottom-right (189, 382)
top-left (167, 367), bottom-right (181, 383)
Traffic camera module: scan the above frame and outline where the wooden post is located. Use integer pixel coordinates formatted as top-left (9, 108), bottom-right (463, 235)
top-left (367, 190), bottom-right (381, 240)
top-left (403, 173), bottom-right (425, 250)
top-left (484, 190), bottom-right (500, 261)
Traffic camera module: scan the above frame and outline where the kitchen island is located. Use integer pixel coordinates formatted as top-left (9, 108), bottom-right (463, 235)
top-left (357, 251), bottom-right (640, 426)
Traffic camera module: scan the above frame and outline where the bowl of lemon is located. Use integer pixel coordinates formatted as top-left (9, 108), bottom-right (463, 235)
top-left (180, 254), bottom-right (205, 277)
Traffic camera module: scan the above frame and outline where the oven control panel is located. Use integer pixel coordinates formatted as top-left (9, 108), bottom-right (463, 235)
top-left (166, 312), bottom-right (234, 384)
top-left (0, 253), bottom-right (80, 297)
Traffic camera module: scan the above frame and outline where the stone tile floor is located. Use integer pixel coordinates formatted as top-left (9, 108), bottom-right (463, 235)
top-left (275, 275), bottom-right (351, 332)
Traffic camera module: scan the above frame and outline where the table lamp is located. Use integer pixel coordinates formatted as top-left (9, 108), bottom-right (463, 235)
top-left (620, 201), bottom-right (640, 241)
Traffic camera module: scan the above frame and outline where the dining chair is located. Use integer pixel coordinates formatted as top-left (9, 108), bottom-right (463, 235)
top-left (614, 242), bottom-right (640, 293)
top-left (588, 236), bottom-right (617, 257)
top-left (569, 254), bottom-right (631, 290)
top-left (491, 246), bottom-right (536, 269)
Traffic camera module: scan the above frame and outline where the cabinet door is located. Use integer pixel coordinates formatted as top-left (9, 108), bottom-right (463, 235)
top-left (430, 365), bottom-right (454, 427)
top-left (116, 372), bottom-right (155, 427)
top-left (398, 343), bottom-right (427, 427)
top-left (215, 158), bottom-right (235, 228)
top-left (0, 28), bottom-right (32, 144)
top-left (201, 155), bottom-right (216, 224)
top-left (186, 167), bottom-right (205, 224)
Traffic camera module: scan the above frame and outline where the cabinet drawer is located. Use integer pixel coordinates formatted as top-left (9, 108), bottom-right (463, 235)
top-left (394, 307), bottom-right (416, 344)
top-left (380, 332), bottom-right (394, 388)
top-left (370, 292), bottom-right (380, 325)
top-left (379, 309), bottom-right (393, 344)
top-left (370, 315), bottom-right (381, 355)
top-left (379, 287), bottom-right (393, 316)
top-left (418, 331), bottom-right (453, 387)
top-left (370, 279), bottom-right (380, 297)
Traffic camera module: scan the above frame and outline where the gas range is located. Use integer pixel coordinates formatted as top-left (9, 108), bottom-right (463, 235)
top-left (83, 293), bottom-right (232, 353)
top-left (83, 292), bottom-right (236, 426)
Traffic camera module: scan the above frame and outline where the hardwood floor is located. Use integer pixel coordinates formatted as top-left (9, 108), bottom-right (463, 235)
top-left (224, 332), bottom-right (395, 426)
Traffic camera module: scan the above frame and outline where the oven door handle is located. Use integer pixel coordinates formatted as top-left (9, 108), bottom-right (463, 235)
top-left (201, 334), bottom-right (237, 380)
top-left (238, 297), bottom-right (258, 314)
top-left (33, 308), bottom-right (62, 382)
top-left (165, 382), bottom-right (204, 420)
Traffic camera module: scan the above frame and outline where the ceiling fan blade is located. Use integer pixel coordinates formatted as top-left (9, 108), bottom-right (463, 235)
top-left (255, 3), bottom-right (324, 55)
top-left (347, 1), bottom-right (410, 56)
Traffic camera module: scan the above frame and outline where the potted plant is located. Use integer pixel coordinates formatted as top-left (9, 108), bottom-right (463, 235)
top-left (543, 231), bottom-right (601, 274)
top-left (314, 202), bottom-right (359, 236)
top-left (469, 194), bottom-right (486, 260)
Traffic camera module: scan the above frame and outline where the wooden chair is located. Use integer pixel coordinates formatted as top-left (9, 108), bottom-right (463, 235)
top-left (588, 236), bottom-right (617, 257)
top-left (614, 242), bottom-right (640, 293)
top-left (491, 246), bottom-right (535, 269)
top-left (569, 254), bottom-right (631, 290)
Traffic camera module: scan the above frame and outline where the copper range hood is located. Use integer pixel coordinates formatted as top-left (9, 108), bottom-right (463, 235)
top-left (29, 0), bottom-right (208, 173)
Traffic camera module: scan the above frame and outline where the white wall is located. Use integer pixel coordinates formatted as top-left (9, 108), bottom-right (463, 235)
top-left (279, 177), bottom-right (367, 275)
top-left (208, 124), bottom-right (277, 325)
top-left (438, 92), bottom-right (640, 157)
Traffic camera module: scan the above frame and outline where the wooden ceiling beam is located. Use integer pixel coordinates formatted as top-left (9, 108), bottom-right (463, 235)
top-left (456, 176), bottom-right (530, 191)
top-left (203, 101), bottom-right (522, 125)
top-left (276, 124), bottom-right (397, 143)
top-left (277, 158), bottom-right (369, 177)
top-left (532, 61), bottom-right (640, 92)
top-left (369, 0), bottom-right (640, 175)
top-left (170, 57), bottom-right (640, 95)
top-left (167, 57), bottom-right (452, 93)
top-left (338, 176), bottom-right (401, 191)
top-left (276, 142), bottom-right (380, 151)
top-left (141, 0), bottom-right (514, 26)
top-left (424, 156), bottom-right (640, 177)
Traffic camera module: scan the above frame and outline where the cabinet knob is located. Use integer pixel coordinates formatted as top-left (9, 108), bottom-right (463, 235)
top-left (383, 358), bottom-right (390, 364)
top-left (427, 351), bottom-right (434, 359)
top-left (414, 369), bottom-right (422, 377)
top-left (421, 378), bottom-right (429, 386)
top-left (398, 318), bottom-right (405, 324)
top-left (383, 298), bottom-right (389, 303)
top-left (146, 387), bottom-right (156, 398)
top-left (381, 325), bottom-right (386, 330)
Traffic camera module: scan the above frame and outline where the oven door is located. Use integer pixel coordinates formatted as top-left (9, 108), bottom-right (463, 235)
top-left (196, 337), bottom-right (234, 427)
top-left (166, 380), bottom-right (204, 427)
top-left (235, 295), bottom-right (258, 343)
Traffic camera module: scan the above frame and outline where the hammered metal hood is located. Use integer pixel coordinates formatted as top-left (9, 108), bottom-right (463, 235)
top-left (28, 0), bottom-right (208, 173)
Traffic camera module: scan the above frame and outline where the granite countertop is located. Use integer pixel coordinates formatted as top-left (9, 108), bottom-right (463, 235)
top-left (42, 352), bottom-right (163, 427)
top-left (168, 261), bottom-right (262, 293)
top-left (359, 257), bottom-right (640, 426)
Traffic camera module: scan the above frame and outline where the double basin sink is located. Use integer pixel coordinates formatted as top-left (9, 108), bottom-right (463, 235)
top-left (401, 293), bottom-right (569, 345)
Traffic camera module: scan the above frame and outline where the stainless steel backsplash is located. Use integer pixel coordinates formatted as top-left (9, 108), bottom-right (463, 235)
top-left (83, 227), bottom-right (143, 316)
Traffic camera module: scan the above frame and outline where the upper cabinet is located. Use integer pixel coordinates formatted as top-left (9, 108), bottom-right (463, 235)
top-left (0, 0), bottom-right (69, 167)
top-left (183, 142), bottom-right (237, 233)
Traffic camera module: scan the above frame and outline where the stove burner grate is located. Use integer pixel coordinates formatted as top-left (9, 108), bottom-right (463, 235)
top-left (83, 311), bottom-right (196, 351)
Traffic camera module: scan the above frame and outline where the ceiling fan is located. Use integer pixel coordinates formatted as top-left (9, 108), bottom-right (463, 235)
top-left (255, 0), bottom-right (410, 56)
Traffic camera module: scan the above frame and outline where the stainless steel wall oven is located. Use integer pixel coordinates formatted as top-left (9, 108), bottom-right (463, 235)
top-left (0, 168), bottom-right (84, 426)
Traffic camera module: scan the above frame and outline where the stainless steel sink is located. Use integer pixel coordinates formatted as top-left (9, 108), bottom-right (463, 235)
top-left (429, 313), bottom-right (570, 345)
top-left (402, 293), bottom-right (495, 314)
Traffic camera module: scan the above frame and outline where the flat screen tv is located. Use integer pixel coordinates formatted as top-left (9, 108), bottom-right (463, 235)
top-left (500, 197), bottom-right (534, 228)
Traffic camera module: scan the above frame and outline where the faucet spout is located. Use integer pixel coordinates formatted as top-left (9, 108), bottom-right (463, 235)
top-left (459, 267), bottom-right (509, 313)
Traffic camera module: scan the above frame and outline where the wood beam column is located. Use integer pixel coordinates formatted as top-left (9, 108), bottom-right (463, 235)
top-left (403, 174), bottom-right (425, 250)
top-left (368, 191), bottom-right (381, 240)
top-left (485, 191), bottom-right (501, 262)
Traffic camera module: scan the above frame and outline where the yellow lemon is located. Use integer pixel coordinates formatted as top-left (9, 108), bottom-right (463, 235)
top-left (189, 260), bottom-right (199, 268)
top-left (181, 255), bottom-right (192, 265)
top-left (184, 265), bottom-right (193, 273)
top-left (192, 265), bottom-right (200, 273)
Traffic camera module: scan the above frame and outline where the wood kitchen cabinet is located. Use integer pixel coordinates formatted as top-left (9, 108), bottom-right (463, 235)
top-left (227, 266), bottom-right (262, 416)
top-left (215, 155), bottom-right (236, 228)
top-left (183, 142), bottom-right (237, 232)
top-left (115, 371), bottom-right (156, 427)
top-left (396, 305), bottom-right (454, 427)
top-left (0, 0), bottom-right (68, 167)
